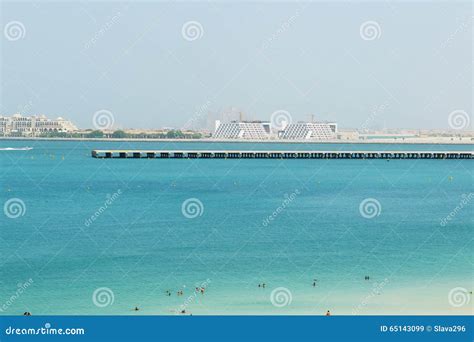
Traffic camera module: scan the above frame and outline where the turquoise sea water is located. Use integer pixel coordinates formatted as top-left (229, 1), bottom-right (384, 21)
top-left (1, 140), bottom-right (472, 315)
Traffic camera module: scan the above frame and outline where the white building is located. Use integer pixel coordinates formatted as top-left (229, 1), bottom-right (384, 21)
top-left (280, 122), bottom-right (337, 140)
top-left (0, 114), bottom-right (78, 136)
top-left (213, 120), bottom-right (271, 139)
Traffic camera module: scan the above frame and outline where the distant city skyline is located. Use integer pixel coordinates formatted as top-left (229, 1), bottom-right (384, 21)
top-left (1, 1), bottom-right (472, 130)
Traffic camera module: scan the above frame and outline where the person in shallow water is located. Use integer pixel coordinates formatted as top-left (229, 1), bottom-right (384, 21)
top-left (326, 310), bottom-right (331, 316)
top-left (134, 307), bottom-right (139, 311)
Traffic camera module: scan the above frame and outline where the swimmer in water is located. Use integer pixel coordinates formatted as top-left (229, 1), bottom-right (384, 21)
top-left (326, 310), bottom-right (331, 316)
top-left (134, 307), bottom-right (139, 311)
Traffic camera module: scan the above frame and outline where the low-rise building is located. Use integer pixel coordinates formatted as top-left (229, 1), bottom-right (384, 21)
top-left (0, 114), bottom-right (78, 136)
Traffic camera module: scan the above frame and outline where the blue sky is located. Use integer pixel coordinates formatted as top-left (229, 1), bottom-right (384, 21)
top-left (1, 1), bottom-right (472, 130)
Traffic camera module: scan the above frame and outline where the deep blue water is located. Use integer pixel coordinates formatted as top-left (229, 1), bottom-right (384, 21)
top-left (1, 140), bottom-right (472, 315)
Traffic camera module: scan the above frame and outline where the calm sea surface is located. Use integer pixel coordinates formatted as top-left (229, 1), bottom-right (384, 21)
top-left (1, 140), bottom-right (472, 315)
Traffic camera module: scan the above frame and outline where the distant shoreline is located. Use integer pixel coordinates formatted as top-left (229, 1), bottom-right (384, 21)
top-left (0, 136), bottom-right (472, 145)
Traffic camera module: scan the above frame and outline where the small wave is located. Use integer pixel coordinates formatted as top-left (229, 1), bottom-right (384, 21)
top-left (0, 147), bottom-right (33, 151)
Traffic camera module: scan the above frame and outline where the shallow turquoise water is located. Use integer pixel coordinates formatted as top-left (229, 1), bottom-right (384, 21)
top-left (1, 140), bottom-right (472, 315)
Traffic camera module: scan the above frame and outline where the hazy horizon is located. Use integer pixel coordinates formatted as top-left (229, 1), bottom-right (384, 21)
top-left (1, 1), bottom-right (472, 130)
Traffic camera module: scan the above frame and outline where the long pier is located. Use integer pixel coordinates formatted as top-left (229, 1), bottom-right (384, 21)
top-left (91, 150), bottom-right (473, 159)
